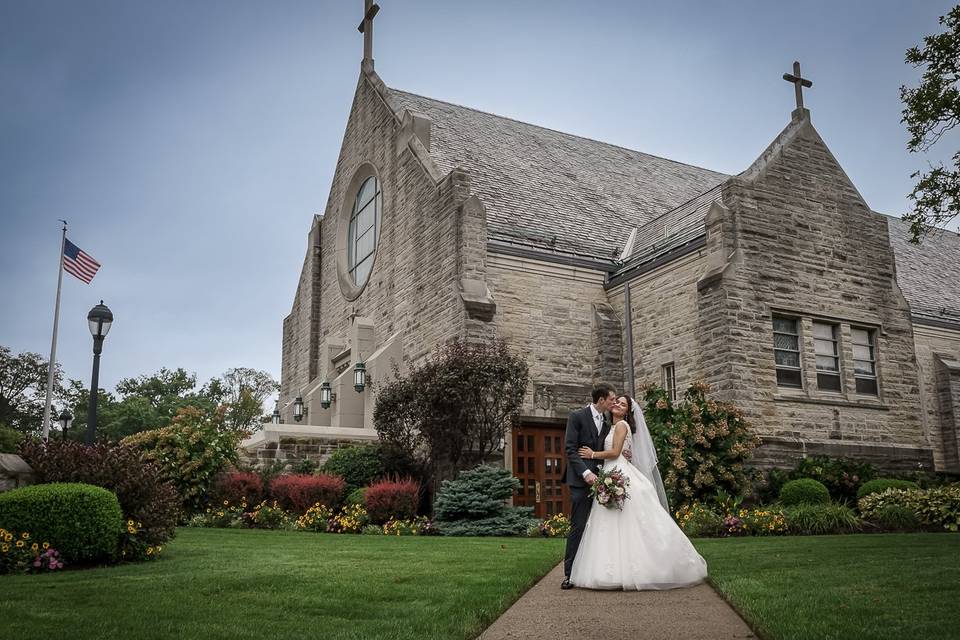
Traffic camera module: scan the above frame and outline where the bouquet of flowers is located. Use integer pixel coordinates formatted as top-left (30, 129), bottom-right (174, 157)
top-left (590, 466), bottom-right (630, 510)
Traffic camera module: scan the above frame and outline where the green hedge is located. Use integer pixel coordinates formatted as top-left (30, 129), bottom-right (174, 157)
top-left (780, 478), bottom-right (831, 506)
top-left (856, 478), bottom-right (919, 499)
top-left (858, 486), bottom-right (960, 532)
top-left (0, 483), bottom-right (122, 562)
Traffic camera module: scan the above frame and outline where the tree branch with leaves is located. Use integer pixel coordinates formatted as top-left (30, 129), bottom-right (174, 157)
top-left (901, 5), bottom-right (960, 242)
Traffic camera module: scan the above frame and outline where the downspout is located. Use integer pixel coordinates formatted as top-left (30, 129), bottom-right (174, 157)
top-left (624, 282), bottom-right (635, 398)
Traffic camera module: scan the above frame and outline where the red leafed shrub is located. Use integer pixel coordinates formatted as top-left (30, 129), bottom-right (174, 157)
top-left (17, 439), bottom-right (179, 546)
top-left (269, 474), bottom-right (345, 514)
top-left (211, 472), bottom-right (264, 507)
top-left (365, 477), bottom-right (421, 524)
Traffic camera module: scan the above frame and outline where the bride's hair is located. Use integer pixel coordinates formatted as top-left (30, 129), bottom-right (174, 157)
top-left (620, 396), bottom-right (637, 434)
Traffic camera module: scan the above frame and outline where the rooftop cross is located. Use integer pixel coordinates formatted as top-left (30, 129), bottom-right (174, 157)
top-left (358, 0), bottom-right (380, 68)
top-left (782, 61), bottom-right (813, 110)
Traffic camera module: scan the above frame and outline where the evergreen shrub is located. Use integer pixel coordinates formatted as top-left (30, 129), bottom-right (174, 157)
top-left (779, 478), bottom-right (831, 506)
top-left (0, 483), bottom-right (122, 562)
top-left (433, 465), bottom-right (537, 536)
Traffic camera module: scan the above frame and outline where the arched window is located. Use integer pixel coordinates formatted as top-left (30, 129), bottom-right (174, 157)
top-left (347, 176), bottom-right (381, 287)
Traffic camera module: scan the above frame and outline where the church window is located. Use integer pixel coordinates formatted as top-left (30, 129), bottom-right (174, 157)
top-left (852, 328), bottom-right (878, 395)
top-left (661, 363), bottom-right (676, 401)
top-left (347, 176), bottom-right (381, 287)
top-left (813, 322), bottom-right (841, 392)
top-left (773, 317), bottom-right (802, 388)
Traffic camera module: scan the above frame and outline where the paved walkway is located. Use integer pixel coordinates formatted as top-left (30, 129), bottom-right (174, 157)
top-left (478, 563), bottom-right (757, 640)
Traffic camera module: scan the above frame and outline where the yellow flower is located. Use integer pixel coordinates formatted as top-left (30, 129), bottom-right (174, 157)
top-left (146, 547), bottom-right (153, 555)
top-left (3, 533), bottom-right (11, 542)
top-left (1, 543), bottom-right (8, 552)
top-left (42, 542), bottom-right (49, 550)
top-left (127, 519), bottom-right (134, 526)
top-left (16, 540), bottom-right (24, 548)
top-left (31, 543), bottom-right (38, 551)
top-left (22, 532), bottom-right (30, 540)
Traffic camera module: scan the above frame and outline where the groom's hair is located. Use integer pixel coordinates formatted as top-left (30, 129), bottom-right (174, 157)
top-left (591, 383), bottom-right (616, 403)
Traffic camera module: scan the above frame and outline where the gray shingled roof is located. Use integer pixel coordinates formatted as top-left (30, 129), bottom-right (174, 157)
top-left (887, 217), bottom-right (960, 326)
top-left (631, 184), bottom-right (723, 256)
top-left (389, 89), bottom-right (728, 260)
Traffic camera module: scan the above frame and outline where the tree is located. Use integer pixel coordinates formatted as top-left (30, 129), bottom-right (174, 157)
top-left (0, 345), bottom-right (61, 436)
top-left (901, 5), bottom-right (960, 242)
top-left (374, 339), bottom-right (529, 492)
top-left (216, 368), bottom-right (278, 433)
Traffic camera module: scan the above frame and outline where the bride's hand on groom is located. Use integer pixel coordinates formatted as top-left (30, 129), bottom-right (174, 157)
top-left (578, 446), bottom-right (596, 459)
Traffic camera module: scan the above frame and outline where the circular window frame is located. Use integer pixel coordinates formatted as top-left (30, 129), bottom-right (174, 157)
top-left (336, 163), bottom-right (383, 301)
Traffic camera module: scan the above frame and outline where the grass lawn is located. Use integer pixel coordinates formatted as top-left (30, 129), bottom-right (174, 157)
top-left (0, 527), bottom-right (564, 640)
top-left (695, 533), bottom-right (960, 640)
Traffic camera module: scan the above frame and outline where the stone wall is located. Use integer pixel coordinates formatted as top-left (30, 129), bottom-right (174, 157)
top-left (611, 250), bottom-right (708, 399)
top-left (696, 110), bottom-right (928, 467)
top-left (486, 254), bottom-right (616, 418)
top-left (913, 322), bottom-right (960, 471)
top-left (280, 70), bottom-right (487, 419)
top-left (700, 112), bottom-right (932, 470)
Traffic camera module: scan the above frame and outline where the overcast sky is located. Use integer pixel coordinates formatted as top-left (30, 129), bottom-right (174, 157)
top-left (1, 0), bottom-right (957, 396)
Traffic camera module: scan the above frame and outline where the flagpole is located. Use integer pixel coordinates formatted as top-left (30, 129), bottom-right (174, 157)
top-left (41, 220), bottom-right (67, 441)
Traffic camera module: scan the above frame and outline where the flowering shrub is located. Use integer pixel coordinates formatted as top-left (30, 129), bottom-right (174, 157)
top-left (791, 456), bottom-right (877, 503)
top-left (18, 439), bottom-right (179, 547)
top-left (0, 527), bottom-right (64, 574)
top-left (211, 472), bottom-right (264, 507)
top-left (528, 513), bottom-right (571, 538)
top-left (364, 477), bottom-right (420, 524)
top-left (675, 503), bottom-right (723, 537)
top-left (295, 503), bottom-right (334, 532)
top-left (858, 486), bottom-right (960, 532)
top-left (362, 524), bottom-right (385, 535)
top-left (119, 519), bottom-right (165, 561)
top-left (642, 381), bottom-right (760, 508)
top-left (0, 482), bottom-right (122, 563)
top-left (122, 406), bottom-right (241, 514)
top-left (328, 504), bottom-right (369, 533)
top-left (248, 500), bottom-right (292, 529)
top-left (187, 500), bottom-right (248, 529)
top-left (856, 478), bottom-right (919, 500)
top-left (269, 474), bottom-right (346, 514)
top-left (382, 516), bottom-right (434, 536)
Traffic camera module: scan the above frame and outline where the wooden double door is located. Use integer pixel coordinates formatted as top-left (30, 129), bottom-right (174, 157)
top-left (512, 424), bottom-right (571, 519)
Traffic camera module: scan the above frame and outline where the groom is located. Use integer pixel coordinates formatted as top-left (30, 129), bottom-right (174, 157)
top-left (561, 382), bottom-right (617, 589)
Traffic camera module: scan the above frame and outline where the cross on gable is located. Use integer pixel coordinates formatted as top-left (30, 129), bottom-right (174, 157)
top-left (358, 1), bottom-right (380, 67)
top-left (782, 61), bottom-right (813, 110)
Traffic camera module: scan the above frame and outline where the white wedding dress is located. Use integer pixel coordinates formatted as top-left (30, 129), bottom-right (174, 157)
top-left (569, 425), bottom-right (708, 590)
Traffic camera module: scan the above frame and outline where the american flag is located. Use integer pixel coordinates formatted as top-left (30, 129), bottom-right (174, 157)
top-left (63, 238), bottom-right (101, 284)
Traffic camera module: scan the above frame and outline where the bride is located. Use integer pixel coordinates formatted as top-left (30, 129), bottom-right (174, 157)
top-left (569, 394), bottom-right (708, 590)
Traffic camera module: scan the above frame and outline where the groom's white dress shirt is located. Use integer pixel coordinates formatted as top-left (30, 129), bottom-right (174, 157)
top-left (582, 404), bottom-right (603, 479)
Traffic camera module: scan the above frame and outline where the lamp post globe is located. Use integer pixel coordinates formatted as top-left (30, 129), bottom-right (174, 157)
top-left (86, 301), bottom-right (113, 445)
top-left (58, 409), bottom-right (73, 440)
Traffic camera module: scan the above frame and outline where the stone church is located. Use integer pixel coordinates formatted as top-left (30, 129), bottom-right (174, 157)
top-left (243, 5), bottom-right (960, 517)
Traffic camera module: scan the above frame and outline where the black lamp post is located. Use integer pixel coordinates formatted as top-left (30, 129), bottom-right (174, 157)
top-left (58, 409), bottom-right (73, 441)
top-left (86, 300), bottom-right (113, 445)
top-left (320, 381), bottom-right (334, 409)
top-left (293, 393), bottom-right (304, 422)
top-left (353, 361), bottom-right (366, 393)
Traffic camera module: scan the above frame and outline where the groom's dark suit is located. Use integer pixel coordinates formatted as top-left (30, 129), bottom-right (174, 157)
top-left (562, 405), bottom-right (610, 578)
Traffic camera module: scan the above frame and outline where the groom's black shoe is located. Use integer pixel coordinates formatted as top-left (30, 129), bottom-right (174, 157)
top-left (560, 577), bottom-right (573, 590)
